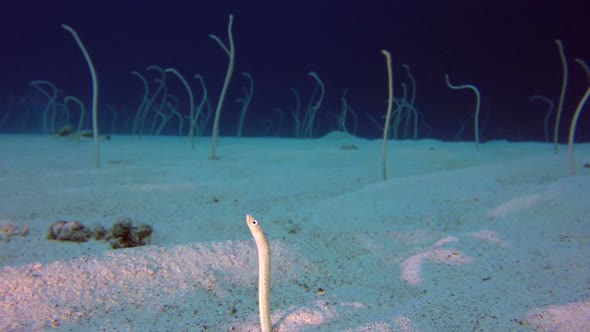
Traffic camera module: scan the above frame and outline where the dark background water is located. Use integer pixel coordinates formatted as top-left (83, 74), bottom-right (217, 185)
top-left (1, 0), bottom-right (588, 142)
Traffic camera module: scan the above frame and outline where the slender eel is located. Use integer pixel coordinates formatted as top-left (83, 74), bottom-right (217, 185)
top-left (246, 214), bottom-right (272, 332)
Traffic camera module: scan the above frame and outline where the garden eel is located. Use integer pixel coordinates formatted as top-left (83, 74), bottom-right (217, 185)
top-left (246, 214), bottom-right (272, 332)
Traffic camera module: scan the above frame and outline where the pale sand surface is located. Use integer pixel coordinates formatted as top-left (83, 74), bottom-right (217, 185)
top-left (0, 133), bottom-right (589, 331)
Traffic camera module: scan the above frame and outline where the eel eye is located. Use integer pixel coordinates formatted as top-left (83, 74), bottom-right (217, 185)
top-left (252, 219), bottom-right (258, 225)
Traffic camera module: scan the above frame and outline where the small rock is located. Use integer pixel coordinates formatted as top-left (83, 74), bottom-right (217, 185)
top-left (47, 220), bottom-right (91, 242)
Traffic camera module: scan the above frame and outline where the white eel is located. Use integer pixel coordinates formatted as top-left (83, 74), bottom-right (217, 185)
top-left (246, 214), bottom-right (272, 332)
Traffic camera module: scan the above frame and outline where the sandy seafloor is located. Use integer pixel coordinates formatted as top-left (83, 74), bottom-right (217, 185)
top-left (0, 132), bottom-right (589, 331)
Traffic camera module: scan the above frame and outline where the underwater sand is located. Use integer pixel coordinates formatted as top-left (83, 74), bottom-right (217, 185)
top-left (0, 133), bottom-right (589, 331)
